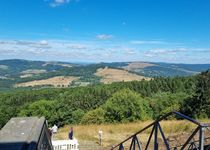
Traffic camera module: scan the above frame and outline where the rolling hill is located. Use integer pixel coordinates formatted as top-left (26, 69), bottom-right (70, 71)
top-left (0, 59), bottom-right (210, 91)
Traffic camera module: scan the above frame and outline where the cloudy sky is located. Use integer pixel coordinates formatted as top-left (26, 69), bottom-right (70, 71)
top-left (0, 0), bottom-right (210, 63)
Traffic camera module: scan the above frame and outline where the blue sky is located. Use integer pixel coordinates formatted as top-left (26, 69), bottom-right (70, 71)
top-left (0, 0), bottom-right (210, 63)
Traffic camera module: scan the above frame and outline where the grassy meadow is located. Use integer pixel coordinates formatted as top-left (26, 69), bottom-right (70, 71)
top-left (54, 119), bottom-right (210, 149)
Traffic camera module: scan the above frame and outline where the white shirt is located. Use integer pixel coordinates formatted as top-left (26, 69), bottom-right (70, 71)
top-left (98, 130), bottom-right (103, 137)
top-left (52, 125), bottom-right (58, 133)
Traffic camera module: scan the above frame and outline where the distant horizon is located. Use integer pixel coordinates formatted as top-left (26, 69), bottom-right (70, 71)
top-left (1, 1), bottom-right (210, 63)
top-left (1, 58), bottom-right (210, 65)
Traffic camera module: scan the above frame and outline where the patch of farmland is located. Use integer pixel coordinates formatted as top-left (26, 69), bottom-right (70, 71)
top-left (95, 67), bottom-right (150, 84)
top-left (123, 62), bottom-right (156, 71)
top-left (15, 76), bottom-right (79, 87)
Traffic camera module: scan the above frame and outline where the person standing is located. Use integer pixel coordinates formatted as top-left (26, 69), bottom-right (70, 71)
top-left (69, 127), bottom-right (73, 140)
top-left (52, 124), bottom-right (58, 134)
top-left (51, 124), bottom-right (58, 140)
top-left (98, 129), bottom-right (103, 145)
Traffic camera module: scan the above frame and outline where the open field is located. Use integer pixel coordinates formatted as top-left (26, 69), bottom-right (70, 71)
top-left (21, 69), bottom-right (47, 74)
top-left (95, 67), bottom-right (150, 84)
top-left (123, 62), bottom-right (156, 70)
top-left (15, 76), bottom-right (79, 87)
top-left (54, 119), bottom-right (210, 149)
top-left (0, 65), bottom-right (8, 70)
top-left (20, 69), bottom-right (47, 78)
top-left (42, 62), bottom-right (72, 68)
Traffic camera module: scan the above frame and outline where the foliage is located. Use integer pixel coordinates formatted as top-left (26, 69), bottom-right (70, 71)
top-left (71, 109), bottom-right (85, 124)
top-left (0, 70), bottom-right (210, 128)
top-left (103, 89), bottom-right (152, 123)
top-left (181, 70), bottom-right (210, 118)
top-left (80, 108), bottom-right (105, 124)
top-left (18, 100), bottom-right (57, 126)
top-left (148, 92), bottom-right (190, 119)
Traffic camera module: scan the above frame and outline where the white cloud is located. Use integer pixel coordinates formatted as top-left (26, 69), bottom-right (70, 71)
top-left (1, 39), bottom-right (210, 63)
top-left (49, 0), bottom-right (72, 7)
top-left (123, 48), bottom-right (136, 55)
top-left (55, 0), bottom-right (68, 3)
top-left (144, 48), bottom-right (187, 57)
top-left (130, 40), bottom-right (166, 45)
top-left (96, 34), bottom-right (113, 40)
top-left (190, 48), bottom-right (210, 53)
top-left (40, 40), bottom-right (48, 45)
top-left (67, 44), bottom-right (87, 50)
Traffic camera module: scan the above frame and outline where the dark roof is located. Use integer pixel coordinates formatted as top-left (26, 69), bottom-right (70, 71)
top-left (0, 117), bottom-right (46, 150)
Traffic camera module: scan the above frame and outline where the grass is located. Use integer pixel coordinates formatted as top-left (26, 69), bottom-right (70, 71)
top-left (54, 119), bottom-right (210, 149)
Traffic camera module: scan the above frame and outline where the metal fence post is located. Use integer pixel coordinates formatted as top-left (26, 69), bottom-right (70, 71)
top-left (154, 123), bottom-right (158, 150)
top-left (199, 126), bottom-right (205, 150)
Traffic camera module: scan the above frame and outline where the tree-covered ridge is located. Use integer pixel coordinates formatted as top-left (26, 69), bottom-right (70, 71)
top-left (0, 59), bottom-right (210, 91)
top-left (0, 71), bottom-right (204, 128)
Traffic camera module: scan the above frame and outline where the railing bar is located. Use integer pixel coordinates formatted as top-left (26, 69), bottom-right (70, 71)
top-left (111, 111), bottom-right (210, 150)
top-left (135, 136), bottom-right (142, 150)
top-left (129, 137), bottom-right (134, 150)
top-left (180, 126), bottom-right (200, 150)
top-left (192, 137), bottom-right (199, 150)
top-left (154, 123), bottom-right (158, 150)
top-left (157, 122), bottom-right (170, 150)
top-left (172, 111), bottom-right (204, 126)
top-left (170, 136), bottom-right (210, 149)
top-left (189, 142), bottom-right (198, 150)
top-left (193, 142), bottom-right (199, 150)
top-left (133, 137), bottom-right (136, 150)
top-left (199, 127), bottom-right (205, 150)
top-left (119, 144), bottom-right (124, 150)
top-left (145, 125), bottom-right (155, 150)
top-left (111, 112), bottom-right (173, 149)
top-left (111, 122), bottom-right (153, 150)
top-left (187, 143), bottom-right (192, 150)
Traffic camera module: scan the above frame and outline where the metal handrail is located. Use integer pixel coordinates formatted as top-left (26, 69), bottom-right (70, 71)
top-left (111, 111), bottom-right (210, 150)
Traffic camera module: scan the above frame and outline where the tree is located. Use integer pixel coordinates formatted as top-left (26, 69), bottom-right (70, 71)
top-left (104, 89), bottom-right (151, 123)
top-left (181, 70), bottom-right (210, 118)
top-left (18, 100), bottom-right (57, 126)
top-left (149, 92), bottom-right (189, 119)
top-left (80, 108), bottom-right (105, 124)
top-left (71, 109), bottom-right (85, 124)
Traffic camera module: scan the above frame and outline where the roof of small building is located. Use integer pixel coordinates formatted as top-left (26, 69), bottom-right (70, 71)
top-left (0, 117), bottom-right (46, 150)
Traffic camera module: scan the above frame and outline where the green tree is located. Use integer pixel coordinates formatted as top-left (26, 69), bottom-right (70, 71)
top-left (149, 92), bottom-right (189, 119)
top-left (18, 100), bottom-right (57, 126)
top-left (182, 70), bottom-right (210, 118)
top-left (104, 89), bottom-right (151, 123)
top-left (80, 108), bottom-right (105, 124)
top-left (71, 109), bottom-right (85, 124)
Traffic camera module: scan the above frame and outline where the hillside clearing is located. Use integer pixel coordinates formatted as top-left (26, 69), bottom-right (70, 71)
top-left (123, 62), bottom-right (156, 70)
top-left (42, 62), bottom-right (72, 68)
top-left (95, 67), bottom-right (150, 84)
top-left (14, 76), bottom-right (79, 87)
top-left (21, 69), bottom-right (47, 74)
top-left (0, 65), bottom-right (8, 70)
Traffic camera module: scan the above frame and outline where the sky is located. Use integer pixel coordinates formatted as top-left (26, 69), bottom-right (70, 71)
top-left (0, 0), bottom-right (210, 63)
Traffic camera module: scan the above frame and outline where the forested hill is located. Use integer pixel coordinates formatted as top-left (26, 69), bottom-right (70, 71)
top-left (0, 69), bottom-right (209, 128)
top-left (0, 59), bottom-right (210, 91)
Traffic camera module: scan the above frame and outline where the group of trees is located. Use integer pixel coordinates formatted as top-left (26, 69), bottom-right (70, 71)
top-left (181, 70), bottom-right (210, 118)
top-left (0, 70), bottom-right (209, 128)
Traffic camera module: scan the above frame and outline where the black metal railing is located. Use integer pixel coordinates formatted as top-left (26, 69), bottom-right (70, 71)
top-left (111, 111), bottom-right (210, 150)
